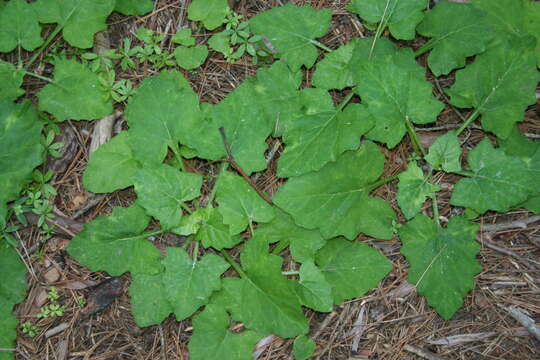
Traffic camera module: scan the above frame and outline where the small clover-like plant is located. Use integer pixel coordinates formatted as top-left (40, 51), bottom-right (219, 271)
top-left (21, 322), bottom-right (40, 338)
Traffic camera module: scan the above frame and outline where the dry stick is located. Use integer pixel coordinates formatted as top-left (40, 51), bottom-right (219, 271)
top-left (481, 215), bottom-right (540, 232)
top-left (497, 304), bottom-right (540, 341)
top-left (403, 344), bottom-right (447, 360)
top-left (476, 235), bottom-right (540, 266)
top-left (218, 127), bottom-right (273, 204)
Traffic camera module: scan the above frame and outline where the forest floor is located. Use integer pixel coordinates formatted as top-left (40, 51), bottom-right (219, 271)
top-left (6, 0), bottom-right (540, 359)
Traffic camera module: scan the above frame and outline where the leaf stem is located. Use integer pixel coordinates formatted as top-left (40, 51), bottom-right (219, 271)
top-left (143, 229), bottom-right (166, 239)
top-left (281, 270), bottom-right (299, 276)
top-left (205, 162), bottom-right (229, 207)
top-left (337, 91), bottom-right (355, 111)
top-left (26, 24), bottom-right (63, 69)
top-left (453, 170), bottom-right (475, 177)
top-left (431, 192), bottom-right (440, 228)
top-left (414, 39), bottom-right (435, 57)
top-left (220, 249), bottom-right (247, 279)
top-left (24, 71), bottom-right (55, 84)
top-left (170, 141), bottom-right (186, 172)
top-left (456, 109), bottom-right (480, 136)
top-left (367, 174), bottom-right (399, 192)
top-left (309, 39), bottom-right (332, 52)
top-left (182, 236), bottom-right (193, 250)
top-left (404, 116), bottom-right (426, 157)
top-left (272, 239), bottom-right (290, 255)
top-left (192, 239), bottom-right (199, 262)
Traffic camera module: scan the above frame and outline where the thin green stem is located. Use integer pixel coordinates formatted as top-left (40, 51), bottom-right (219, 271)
top-left (337, 91), bottom-right (355, 111)
top-left (453, 170), bottom-right (475, 177)
top-left (221, 250), bottom-right (247, 279)
top-left (171, 142), bottom-right (186, 172)
top-left (182, 236), bottom-right (193, 250)
top-left (192, 240), bottom-right (199, 262)
top-left (282, 270), bottom-right (299, 276)
top-left (26, 24), bottom-right (62, 69)
top-left (456, 109), bottom-right (480, 136)
top-left (367, 174), bottom-right (399, 192)
top-left (404, 116), bottom-right (426, 157)
top-left (414, 39), bottom-right (435, 57)
top-left (310, 39), bottom-right (332, 52)
top-left (369, 0), bottom-right (394, 59)
top-left (431, 192), bottom-right (440, 228)
top-left (143, 229), bottom-right (166, 238)
top-left (179, 202), bottom-right (193, 215)
top-left (24, 71), bottom-right (55, 84)
top-left (206, 162), bottom-right (229, 207)
top-left (272, 239), bottom-right (290, 255)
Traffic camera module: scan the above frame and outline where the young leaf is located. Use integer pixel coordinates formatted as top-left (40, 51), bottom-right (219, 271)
top-left (194, 207), bottom-right (243, 250)
top-left (0, 61), bottom-right (25, 101)
top-left (172, 28), bottom-right (196, 47)
top-left (273, 142), bottom-right (396, 240)
top-left (293, 335), bottom-right (316, 360)
top-left (67, 205), bottom-right (162, 276)
top-left (278, 95), bottom-right (374, 177)
top-left (37, 58), bottom-right (113, 121)
top-left (312, 38), bottom-right (358, 90)
top-left (397, 161), bottom-right (440, 220)
top-left (114, 0), bottom-right (153, 15)
top-left (0, 101), bottom-right (43, 227)
top-left (0, 243), bottom-right (28, 359)
top-left (446, 36), bottom-right (539, 139)
top-left (83, 132), bottom-right (141, 193)
top-left (399, 215), bottom-right (481, 320)
top-left (216, 171), bottom-right (275, 235)
top-left (425, 131), bottom-right (462, 173)
top-left (187, 0), bottom-right (229, 30)
top-left (174, 45), bottom-right (208, 70)
top-left (249, 4), bottom-right (332, 70)
top-left (188, 304), bottom-right (261, 360)
top-left (416, 1), bottom-right (494, 76)
top-left (0, 0), bottom-right (43, 52)
top-left (33, 0), bottom-right (115, 48)
top-left (294, 261), bottom-right (333, 312)
top-left (316, 238), bottom-right (392, 304)
top-left (355, 48), bottom-right (444, 148)
top-left (348, 0), bottom-right (426, 40)
top-left (133, 164), bottom-right (202, 230)
top-left (450, 139), bottom-right (535, 214)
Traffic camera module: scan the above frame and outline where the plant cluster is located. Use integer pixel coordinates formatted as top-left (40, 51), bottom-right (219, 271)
top-left (0, 1), bottom-right (539, 360)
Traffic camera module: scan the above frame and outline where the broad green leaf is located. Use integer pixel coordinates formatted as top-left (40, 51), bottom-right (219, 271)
top-left (416, 1), bottom-right (493, 76)
top-left (125, 70), bottom-right (198, 165)
top-left (129, 271), bottom-right (171, 327)
top-left (278, 94), bottom-right (374, 177)
top-left (172, 28), bottom-right (196, 46)
top-left (293, 335), bottom-right (316, 360)
top-left (348, 36), bottom-right (397, 73)
top-left (312, 38), bottom-right (358, 90)
top-left (0, 0), bottom-right (43, 52)
top-left (524, 1), bottom-right (540, 66)
top-left (195, 207), bottom-right (243, 250)
top-left (67, 205), bottom-right (162, 276)
top-left (446, 36), bottom-right (539, 139)
top-left (188, 304), bottom-right (260, 360)
top-left (250, 4), bottom-right (332, 70)
top-left (114, 0), bottom-right (153, 15)
top-left (355, 48), bottom-right (444, 148)
top-left (397, 161), bottom-right (440, 220)
top-left (348, 0), bottom-right (426, 40)
top-left (425, 131), bottom-right (462, 173)
top-left (216, 171), bottom-right (275, 235)
top-left (0, 243), bottom-right (27, 360)
top-left (34, 0), bottom-right (115, 48)
top-left (273, 142), bottom-right (396, 240)
top-left (208, 30), bottom-right (231, 54)
top-left (0, 61), bottom-right (25, 101)
top-left (450, 139), bottom-right (535, 214)
top-left (37, 58), bottom-right (113, 121)
top-left (316, 238), bottom-right (392, 304)
top-left (294, 261), bottom-right (333, 312)
top-left (187, 0), bottom-right (229, 30)
top-left (254, 209), bottom-right (325, 263)
top-left (0, 101), bottom-right (43, 227)
top-left (134, 164), bottom-right (202, 230)
top-left (173, 207), bottom-right (210, 236)
top-left (174, 45), bottom-right (208, 70)
top-left (399, 215), bottom-right (481, 320)
top-left (83, 132), bottom-right (141, 193)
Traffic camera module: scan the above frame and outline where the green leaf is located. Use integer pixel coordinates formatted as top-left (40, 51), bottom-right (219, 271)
top-left (316, 238), bottom-right (392, 304)
top-left (174, 45), bottom-right (208, 70)
top-left (172, 28), bottom-right (196, 46)
top-left (125, 70), bottom-right (198, 165)
top-left (273, 142), bottom-right (396, 240)
top-left (83, 132), bottom-right (141, 193)
top-left (134, 164), bottom-right (202, 230)
top-left (0, 101), bottom-right (43, 227)
top-left (188, 304), bottom-right (261, 360)
top-left (294, 261), bottom-right (333, 312)
top-left (187, 0), bottom-right (229, 30)
top-left (67, 205), bottom-right (162, 276)
top-left (0, 0), bottom-right (43, 52)
top-left (348, 36), bottom-right (398, 72)
top-left (524, 1), bottom-right (540, 66)
top-left (348, 0), bottom-right (426, 40)
top-left (0, 243), bottom-right (27, 360)
top-left (425, 131), bottom-right (462, 173)
top-left (37, 58), bottom-right (113, 121)
top-left (114, 0), bottom-right (153, 15)
top-left (173, 207), bottom-right (209, 236)
top-left (399, 215), bottom-right (481, 320)
top-left (34, 0), bottom-right (115, 48)
top-left (0, 61), bottom-right (25, 101)
top-left (278, 93), bottom-right (374, 177)
top-left (128, 272), bottom-right (170, 327)
top-left (450, 139), bottom-right (535, 214)
top-left (293, 335), bottom-right (316, 360)
top-left (249, 4), bottom-right (332, 70)
top-left (355, 48), bottom-right (444, 148)
top-left (416, 1), bottom-right (494, 76)
top-left (195, 207), bottom-right (243, 250)
top-left (254, 209), bottom-right (325, 263)
top-left (447, 36), bottom-right (539, 139)
top-left (208, 30), bottom-right (231, 54)
top-left (397, 161), bottom-right (440, 220)
top-left (216, 171), bottom-right (275, 235)
top-left (312, 38), bottom-right (358, 90)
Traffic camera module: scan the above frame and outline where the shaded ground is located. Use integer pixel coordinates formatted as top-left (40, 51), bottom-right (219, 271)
top-left (5, 0), bottom-right (539, 359)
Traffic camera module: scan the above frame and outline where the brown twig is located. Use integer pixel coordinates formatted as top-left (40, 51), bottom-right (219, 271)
top-left (481, 215), bottom-right (540, 232)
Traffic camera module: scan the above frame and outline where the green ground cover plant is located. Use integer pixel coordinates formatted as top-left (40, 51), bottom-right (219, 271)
top-left (0, 1), bottom-right (539, 359)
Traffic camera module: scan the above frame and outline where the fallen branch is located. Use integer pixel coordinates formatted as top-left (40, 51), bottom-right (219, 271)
top-left (403, 344), bottom-right (447, 360)
top-left (481, 215), bottom-right (540, 232)
top-left (498, 305), bottom-right (540, 341)
top-left (476, 235), bottom-right (540, 266)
